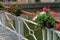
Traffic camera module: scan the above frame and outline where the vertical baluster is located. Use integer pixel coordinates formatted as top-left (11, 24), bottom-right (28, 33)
top-left (15, 17), bottom-right (21, 40)
top-left (15, 17), bottom-right (24, 35)
top-left (1, 11), bottom-right (5, 25)
top-left (47, 29), bottom-right (52, 40)
top-left (17, 17), bottom-right (21, 34)
top-left (15, 17), bottom-right (20, 40)
top-left (53, 31), bottom-right (57, 40)
top-left (42, 30), bottom-right (46, 40)
top-left (15, 17), bottom-right (18, 32)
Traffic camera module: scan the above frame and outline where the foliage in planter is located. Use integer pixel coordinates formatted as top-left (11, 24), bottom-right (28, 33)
top-left (13, 5), bottom-right (22, 16)
top-left (35, 7), bottom-right (58, 29)
top-left (13, 5), bottom-right (22, 12)
top-left (6, 4), bottom-right (22, 16)
top-left (0, 2), bottom-right (4, 10)
top-left (36, 11), bottom-right (56, 28)
top-left (7, 4), bottom-right (22, 16)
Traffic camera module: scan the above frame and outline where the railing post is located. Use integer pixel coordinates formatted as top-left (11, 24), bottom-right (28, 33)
top-left (47, 29), bottom-right (52, 40)
top-left (1, 11), bottom-right (5, 25)
top-left (15, 17), bottom-right (24, 35)
top-left (53, 31), bottom-right (57, 40)
top-left (15, 17), bottom-right (24, 40)
top-left (42, 30), bottom-right (46, 40)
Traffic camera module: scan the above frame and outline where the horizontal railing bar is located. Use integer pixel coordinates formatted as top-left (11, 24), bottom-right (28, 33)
top-left (19, 17), bottom-right (37, 25)
top-left (4, 12), bottom-right (37, 25)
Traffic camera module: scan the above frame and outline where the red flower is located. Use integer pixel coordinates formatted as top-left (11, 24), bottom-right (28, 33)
top-left (47, 8), bottom-right (51, 12)
top-left (42, 7), bottom-right (47, 11)
top-left (29, 12), bottom-right (34, 16)
top-left (52, 12), bottom-right (58, 17)
top-left (36, 11), bottom-right (40, 15)
top-left (56, 24), bottom-right (60, 29)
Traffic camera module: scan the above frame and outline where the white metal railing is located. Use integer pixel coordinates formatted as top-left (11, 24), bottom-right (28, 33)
top-left (0, 10), bottom-right (28, 40)
top-left (0, 11), bottom-right (60, 40)
top-left (0, 21), bottom-right (28, 40)
top-left (4, 11), bottom-right (37, 40)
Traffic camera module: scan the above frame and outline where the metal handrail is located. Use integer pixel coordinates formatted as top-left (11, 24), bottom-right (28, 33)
top-left (3, 11), bottom-right (60, 40)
